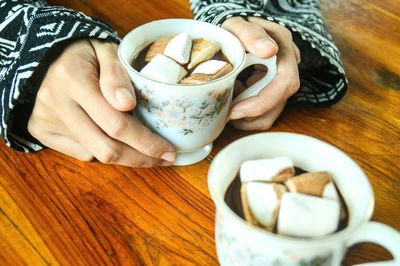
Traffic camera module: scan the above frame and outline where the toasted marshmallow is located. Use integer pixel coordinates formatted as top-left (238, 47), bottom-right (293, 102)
top-left (240, 157), bottom-right (294, 183)
top-left (192, 60), bottom-right (231, 75)
top-left (187, 38), bottom-right (220, 69)
top-left (145, 35), bottom-right (175, 62)
top-left (285, 172), bottom-right (339, 201)
top-left (140, 54), bottom-right (187, 84)
top-left (241, 183), bottom-right (286, 230)
top-left (277, 193), bottom-right (340, 238)
top-left (180, 60), bottom-right (233, 84)
top-left (164, 33), bottom-right (192, 65)
top-left (179, 74), bottom-right (211, 84)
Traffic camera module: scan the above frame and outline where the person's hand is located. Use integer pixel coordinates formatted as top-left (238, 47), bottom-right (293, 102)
top-left (28, 39), bottom-right (176, 167)
top-left (222, 17), bottom-right (301, 130)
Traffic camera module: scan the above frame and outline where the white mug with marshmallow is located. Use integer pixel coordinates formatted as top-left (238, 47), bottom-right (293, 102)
top-left (208, 132), bottom-right (400, 266)
top-left (118, 19), bottom-right (277, 165)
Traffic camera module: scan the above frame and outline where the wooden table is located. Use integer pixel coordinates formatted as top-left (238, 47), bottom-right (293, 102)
top-left (1, 0), bottom-right (399, 265)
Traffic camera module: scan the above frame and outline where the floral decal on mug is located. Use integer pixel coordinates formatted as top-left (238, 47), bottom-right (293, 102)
top-left (137, 86), bottom-right (230, 135)
top-left (216, 216), bottom-right (333, 266)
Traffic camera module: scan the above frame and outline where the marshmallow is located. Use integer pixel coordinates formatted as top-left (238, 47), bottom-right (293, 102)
top-left (145, 35), bottom-right (175, 62)
top-left (140, 54), bottom-right (187, 84)
top-left (164, 33), bottom-right (192, 65)
top-left (192, 60), bottom-right (231, 75)
top-left (277, 193), bottom-right (340, 238)
top-left (241, 182), bottom-right (286, 231)
top-left (180, 60), bottom-right (233, 84)
top-left (187, 38), bottom-right (220, 69)
top-left (285, 172), bottom-right (339, 201)
top-left (240, 157), bottom-right (295, 183)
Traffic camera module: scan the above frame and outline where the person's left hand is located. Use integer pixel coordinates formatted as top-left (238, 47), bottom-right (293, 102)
top-left (222, 16), bottom-right (301, 130)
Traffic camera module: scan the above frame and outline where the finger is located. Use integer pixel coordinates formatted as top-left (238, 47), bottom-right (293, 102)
top-left (248, 17), bottom-right (294, 52)
top-left (222, 17), bottom-right (278, 58)
top-left (230, 19), bottom-right (300, 120)
top-left (28, 114), bottom-right (92, 161)
top-left (293, 42), bottom-right (301, 64)
top-left (230, 67), bottom-right (298, 120)
top-left (61, 101), bottom-right (167, 167)
top-left (37, 133), bottom-right (94, 162)
top-left (230, 101), bottom-right (286, 131)
top-left (90, 40), bottom-right (136, 112)
top-left (68, 69), bottom-right (176, 163)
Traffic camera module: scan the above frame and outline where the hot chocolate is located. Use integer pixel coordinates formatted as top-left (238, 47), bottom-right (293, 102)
top-left (224, 160), bottom-right (349, 238)
top-left (131, 33), bottom-right (233, 84)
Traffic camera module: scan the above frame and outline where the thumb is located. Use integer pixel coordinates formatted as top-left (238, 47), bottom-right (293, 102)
top-left (222, 17), bottom-right (278, 58)
top-left (91, 40), bottom-right (136, 112)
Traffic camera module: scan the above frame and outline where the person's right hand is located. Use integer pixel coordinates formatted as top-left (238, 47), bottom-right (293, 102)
top-left (28, 39), bottom-right (176, 167)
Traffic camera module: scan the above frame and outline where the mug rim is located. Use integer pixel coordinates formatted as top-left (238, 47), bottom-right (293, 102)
top-left (118, 18), bottom-right (246, 89)
top-left (208, 132), bottom-right (375, 247)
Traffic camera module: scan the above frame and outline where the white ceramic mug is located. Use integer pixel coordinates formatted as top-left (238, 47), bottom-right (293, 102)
top-left (208, 132), bottom-right (400, 266)
top-left (118, 19), bottom-right (276, 166)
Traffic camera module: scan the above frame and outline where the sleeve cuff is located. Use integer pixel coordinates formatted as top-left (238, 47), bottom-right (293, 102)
top-left (4, 6), bottom-right (120, 152)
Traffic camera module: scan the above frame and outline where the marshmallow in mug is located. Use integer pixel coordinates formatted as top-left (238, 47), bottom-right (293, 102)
top-left (241, 182), bottom-right (286, 231)
top-left (145, 35), bottom-right (220, 68)
top-left (140, 54), bottom-right (187, 84)
top-left (285, 171), bottom-right (339, 201)
top-left (180, 60), bottom-right (233, 84)
top-left (139, 33), bottom-right (231, 84)
top-left (278, 193), bottom-right (341, 237)
top-left (188, 38), bottom-right (221, 69)
top-left (239, 157), bottom-right (342, 237)
top-left (164, 33), bottom-right (192, 65)
top-left (240, 157), bottom-right (295, 183)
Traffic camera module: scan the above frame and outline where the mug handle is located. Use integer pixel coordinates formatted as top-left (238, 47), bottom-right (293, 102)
top-left (346, 221), bottom-right (400, 266)
top-left (232, 54), bottom-right (277, 105)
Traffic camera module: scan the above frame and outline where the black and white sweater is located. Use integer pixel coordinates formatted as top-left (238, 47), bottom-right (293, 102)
top-left (0, 0), bottom-right (347, 152)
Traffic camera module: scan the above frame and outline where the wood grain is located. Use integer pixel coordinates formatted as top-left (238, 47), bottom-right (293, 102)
top-left (1, 0), bottom-right (399, 265)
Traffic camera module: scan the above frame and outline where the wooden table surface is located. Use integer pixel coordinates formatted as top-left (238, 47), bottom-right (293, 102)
top-left (1, 0), bottom-right (399, 265)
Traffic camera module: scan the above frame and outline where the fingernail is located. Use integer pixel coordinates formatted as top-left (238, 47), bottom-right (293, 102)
top-left (230, 111), bottom-right (245, 120)
top-left (160, 151), bottom-right (176, 163)
top-left (255, 39), bottom-right (277, 50)
top-left (115, 88), bottom-right (134, 104)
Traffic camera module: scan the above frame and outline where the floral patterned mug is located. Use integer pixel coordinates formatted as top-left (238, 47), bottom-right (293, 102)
top-left (118, 19), bottom-right (277, 165)
top-left (208, 132), bottom-right (400, 266)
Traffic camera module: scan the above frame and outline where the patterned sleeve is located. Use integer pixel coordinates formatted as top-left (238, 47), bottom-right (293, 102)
top-left (0, 0), bottom-right (120, 152)
top-left (189, 0), bottom-right (348, 107)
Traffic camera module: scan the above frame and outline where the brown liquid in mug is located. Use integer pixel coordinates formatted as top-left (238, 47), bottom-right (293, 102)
top-left (224, 167), bottom-right (349, 236)
top-left (131, 40), bottom-right (231, 79)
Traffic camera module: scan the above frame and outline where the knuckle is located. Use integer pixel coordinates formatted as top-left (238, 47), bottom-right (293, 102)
top-left (251, 98), bottom-right (272, 116)
top-left (287, 78), bottom-right (301, 97)
top-left (101, 41), bottom-right (118, 50)
top-left (259, 119), bottom-right (274, 131)
top-left (77, 153), bottom-right (94, 162)
top-left (278, 26), bottom-right (292, 40)
top-left (140, 141), bottom-right (160, 157)
top-left (94, 143), bottom-right (120, 164)
top-left (35, 86), bottom-right (52, 103)
top-left (141, 159), bottom-right (160, 168)
top-left (27, 118), bottom-right (40, 137)
top-left (106, 115), bottom-right (129, 139)
top-left (99, 61), bottom-right (126, 88)
top-left (107, 61), bottom-right (123, 76)
top-left (239, 23), bottom-right (264, 39)
top-left (51, 60), bottom-right (72, 78)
